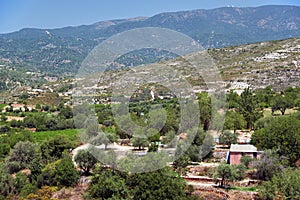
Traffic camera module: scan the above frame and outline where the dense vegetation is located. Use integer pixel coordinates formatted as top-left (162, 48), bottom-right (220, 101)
top-left (0, 85), bottom-right (299, 199)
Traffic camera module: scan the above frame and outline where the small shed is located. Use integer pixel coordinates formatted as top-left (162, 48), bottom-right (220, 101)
top-left (227, 144), bottom-right (262, 165)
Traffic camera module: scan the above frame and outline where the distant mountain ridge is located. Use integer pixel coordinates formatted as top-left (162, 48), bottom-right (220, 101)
top-left (0, 5), bottom-right (299, 75)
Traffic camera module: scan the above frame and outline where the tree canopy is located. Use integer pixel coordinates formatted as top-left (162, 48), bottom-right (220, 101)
top-left (74, 149), bottom-right (97, 175)
top-left (237, 88), bottom-right (262, 129)
top-left (251, 115), bottom-right (300, 166)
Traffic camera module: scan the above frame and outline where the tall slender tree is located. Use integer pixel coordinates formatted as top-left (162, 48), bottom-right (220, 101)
top-left (237, 88), bottom-right (262, 129)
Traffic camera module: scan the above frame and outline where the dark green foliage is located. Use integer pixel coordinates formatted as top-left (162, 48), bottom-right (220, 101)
top-left (254, 116), bottom-right (273, 130)
top-left (0, 125), bottom-right (10, 133)
top-left (271, 95), bottom-right (293, 115)
top-left (28, 157), bottom-right (44, 182)
top-left (223, 111), bottom-right (246, 133)
top-left (87, 166), bottom-right (199, 200)
top-left (19, 183), bottom-right (38, 198)
top-left (0, 115), bottom-right (7, 122)
top-left (129, 167), bottom-right (193, 200)
top-left (184, 129), bottom-right (214, 162)
top-left (37, 161), bottom-right (57, 187)
top-left (258, 168), bottom-right (300, 200)
top-left (88, 167), bottom-right (130, 200)
top-left (0, 143), bottom-right (10, 160)
top-left (213, 163), bottom-right (246, 188)
top-left (13, 172), bottom-right (29, 194)
top-left (0, 171), bottom-right (14, 197)
top-left (40, 135), bottom-right (74, 162)
top-left (55, 155), bottom-right (79, 187)
top-left (9, 141), bottom-right (39, 165)
top-left (251, 115), bottom-right (300, 166)
top-left (74, 149), bottom-right (97, 175)
top-left (43, 105), bottom-right (50, 112)
top-left (240, 155), bottom-right (254, 168)
top-left (255, 86), bottom-right (275, 108)
top-left (213, 163), bottom-right (234, 187)
top-left (86, 123), bottom-right (100, 138)
top-left (90, 131), bottom-right (119, 150)
top-left (219, 130), bottom-right (238, 147)
top-left (284, 87), bottom-right (300, 108)
top-left (173, 155), bottom-right (190, 175)
top-left (226, 90), bottom-right (241, 109)
top-left (147, 143), bottom-right (158, 152)
top-left (10, 119), bottom-right (23, 128)
top-left (162, 131), bottom-right (177, 148)
top-left (146, 128), bottom-right (160, 142)
top-left (96, 104), bottom-right (113, 124)
top-left (4, 161), bottom-right (23, 174)
top-left (237, 88), bottom-right (263, 129)
top-left (198, 92), bottom-right (212, 131)
top-left (231, 164), bottom-right (246, 181)
top-left (38, 155), bottom-right (79, 187)
top-left (59, 106), bottom-right (73, 119)
top-left (23, 112), bottom-right (74, 131)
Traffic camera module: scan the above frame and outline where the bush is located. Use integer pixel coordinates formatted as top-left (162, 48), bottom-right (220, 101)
top-left (253, 150), bottom-right (286, 181)
top-left (0, 143), bottom-right (10, 160)
top-left (213, 163), bottom-right (246, 188)
top-left (40, 135), bottom-right (74, 162)
top-left (258, 168), bottom-right (300, 199)
top-left (14, 172), bottom-right (29, 194)
top-left (232, 164), bottom-right (246, 181)
top-left (74, 149), bottom-right (97, 175)
top-left (240, 155), bottom-right (254, 168)
top-left (38, 155), bottom-right (79, 187)
top-left (55, 155), bottom-right (79, 187)
top-left (0, 172), bottom-right (14, 197)
top-left (4, 161), bottom-right (23, 174)
top-left (88, 168), bottom-right (129, 199)
top-left (0, 125), bottom-right (10, 133)
top-left (20, 183), bottom-right (38, 198)
top-left (219, 131), bottom-right (238, 147)
top-left (8, 141), bottom-right (40, 169)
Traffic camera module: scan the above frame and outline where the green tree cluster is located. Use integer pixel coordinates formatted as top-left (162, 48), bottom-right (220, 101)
top-left (251, 115), bottom-right (300, 166)
top-left (219, 130), bottom-right (238, 147)
top-left (87, 166), bottom-right (199, 200)
top-left (213, 163), bottom-right (246, 188)
top-left (258, 168), bottom-right (300, 200)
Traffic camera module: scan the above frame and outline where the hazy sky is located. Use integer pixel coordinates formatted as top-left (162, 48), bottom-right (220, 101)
top-left (0, 0), bottom-right (299, 33)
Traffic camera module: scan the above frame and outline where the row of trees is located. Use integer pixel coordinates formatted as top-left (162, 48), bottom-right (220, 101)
top-left (10, 106), bottom-right (74, 131)
top-left (228, 86), bottom-right (300, 115)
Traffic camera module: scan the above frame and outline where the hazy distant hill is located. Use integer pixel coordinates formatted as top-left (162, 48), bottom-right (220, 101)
top-left (0, 5), bottom-right (299, 75)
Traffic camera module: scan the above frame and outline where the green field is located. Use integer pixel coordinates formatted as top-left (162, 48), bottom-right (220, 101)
top-left (229, 186), bottom-right (258, 192)
top-left (31, 129), bottom-right (81, 144)
top-left (0, 104), bottom-right (7, 112)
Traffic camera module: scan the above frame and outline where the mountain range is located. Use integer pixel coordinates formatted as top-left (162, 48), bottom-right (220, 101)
top-left (0, 5), bottom-right (299, 75)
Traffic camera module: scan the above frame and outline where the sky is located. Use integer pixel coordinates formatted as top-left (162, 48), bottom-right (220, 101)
top-left (0, 0), bottom-right (300, 34)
